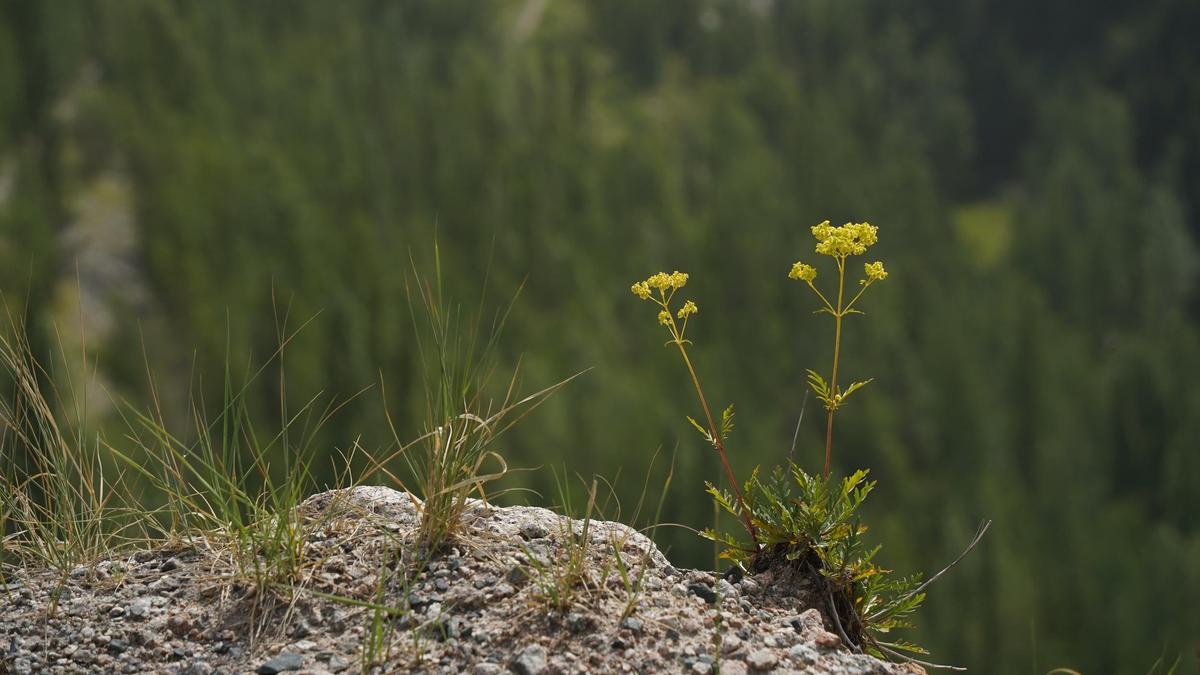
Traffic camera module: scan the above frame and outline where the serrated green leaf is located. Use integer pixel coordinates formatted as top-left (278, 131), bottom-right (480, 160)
top-left (840, 378), bottom-right (874, 402)
top-left (805, 369), bottom-right (830, 398)
top-left (720, 404), bottom-right (736, 439)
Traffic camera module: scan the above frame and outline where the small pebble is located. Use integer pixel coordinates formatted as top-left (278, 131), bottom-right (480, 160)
top-left (126, 598), bottom-right (153, 620)
top-left (509, 644), bottom-right (547, 675)
top-left (745, 649), bottom-right (778, 671)
top-left (721, 661), bottom-right (748, 675)
top-left (519, 522), bottom-right (549, 540)
top-left (256, 652), bottom-right (304, 674)
top-left (687, 583), bottom-right (717, 603)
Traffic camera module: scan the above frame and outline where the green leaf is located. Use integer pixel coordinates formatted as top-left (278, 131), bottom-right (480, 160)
top-left (839, 378), bottom-right (874, 402)
top-left (720, 404), bottom-right (736, 439)
top-left (806, 369), bottom-right (832, 406)
top-left (687, 416), bottom-right (715, 445)
top-left (877, 639), bottom-right (930, 656)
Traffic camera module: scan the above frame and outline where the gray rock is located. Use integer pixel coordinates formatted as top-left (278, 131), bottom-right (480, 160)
top-left (788, 642), bottom-right (817, 665)
top-left (518, 522), bottom-right (549, 540)
top-left (566, 612), bottom-right (595, 633)
top-left (721, 635), bottom-right (743, 654)
top-left (509, 644), bottom-right (547, 675)
top-left (0, 486), bottom-right (907, 675)
top-left (720, 661), bottom-right (748, 675)
top-left (126, 597), bottom-right (153, 620)
top-left (745, 649), bottom-right (778, 671)
top-left (106, 639), bottom-right (128, 654)
top-left (788, 608), bottom-right (826, 636)
top-left (256, 652), bottom-right (304, 674)
top-left (505, 565), bottom-right (531, 585)
top-left (687, 583), bottom-right (717, 603)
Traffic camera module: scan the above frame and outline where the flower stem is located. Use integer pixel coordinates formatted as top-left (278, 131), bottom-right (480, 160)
top-left (676, 343), bottom-right (759, 546)
top-left (824, 258), bottom-right (847, 479)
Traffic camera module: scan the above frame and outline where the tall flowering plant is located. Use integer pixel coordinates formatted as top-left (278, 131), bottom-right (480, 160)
top-left (788, 220), bottom-right (887, 478)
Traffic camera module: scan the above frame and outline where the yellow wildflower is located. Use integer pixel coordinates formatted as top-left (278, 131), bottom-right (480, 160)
top-left (657, 310), bottom-right (671, 326)
top-left (638, 270), bottom-right (689, 294)
top-left (812, 221), bottom-right (878, 258)
top-left (864, 261), bottom-right (888, 282)
top-left (811, 220), bottom-right (835, 243)
top-left (677, 300), bottom-right (698, 319)
top-left (789, 262), bottom-right (817, 283)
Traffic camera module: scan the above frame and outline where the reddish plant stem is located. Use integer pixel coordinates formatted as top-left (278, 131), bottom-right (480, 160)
top-left (676, 343), bottom-right (759, 546)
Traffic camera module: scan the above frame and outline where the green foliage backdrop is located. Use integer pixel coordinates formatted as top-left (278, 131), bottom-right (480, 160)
top-left (2, 1), bottom-right (1198, 670)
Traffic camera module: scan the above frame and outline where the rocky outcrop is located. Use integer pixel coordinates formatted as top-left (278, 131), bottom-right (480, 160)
top-left (0, 486), bottom-right (917, 674)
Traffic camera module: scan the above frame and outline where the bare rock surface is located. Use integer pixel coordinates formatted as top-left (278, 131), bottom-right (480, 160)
top-left (0, 486), bottom-right (919, 674)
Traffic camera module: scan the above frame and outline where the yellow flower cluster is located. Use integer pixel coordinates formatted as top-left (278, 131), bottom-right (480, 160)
top-left (631, 271), bottom-right (689, 300)
top-left (811, 220), bottom-right (878, 258)
top-left (791, 220), bottom-right (887, 315)
top-left (789, 262), bottom-right (817, 283)
top-left (864, 261), bottom-right (888, 282)
top-left (633, 271), bottom-right (697, 341)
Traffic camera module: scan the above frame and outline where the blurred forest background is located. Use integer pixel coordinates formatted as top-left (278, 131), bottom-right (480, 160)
top-left (2, 0), bottom-right (1199, 671)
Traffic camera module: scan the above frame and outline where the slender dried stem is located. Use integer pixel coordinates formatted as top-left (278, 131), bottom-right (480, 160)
top-left (676, 344), bottom-right (758, 546)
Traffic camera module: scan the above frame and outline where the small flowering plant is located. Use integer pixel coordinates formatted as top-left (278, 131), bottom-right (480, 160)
top-left (632, 223), bottom-right (986, 668)
top-left (789, 220), bottom-right (888, 478)
top-left (630, 271), bottom-right (758, 544)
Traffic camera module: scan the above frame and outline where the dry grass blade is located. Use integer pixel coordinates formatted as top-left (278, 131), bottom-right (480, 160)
top-left (0, 309), bottom-right (149, 574)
